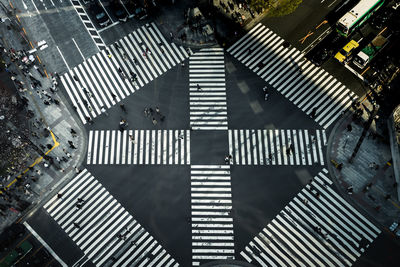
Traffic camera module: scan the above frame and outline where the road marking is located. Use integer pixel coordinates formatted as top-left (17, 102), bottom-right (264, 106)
top-left (23, 222), bottom-right (68, 267)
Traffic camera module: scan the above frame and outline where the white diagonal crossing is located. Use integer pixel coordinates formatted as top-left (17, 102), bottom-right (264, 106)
top-left (86, 130), bottom-right (190, 165)
top-left (228, 129), bottom-right (327, 165)
top-left (61, 22), bottom-right (192, 124)
top-left (191, 165), bottom-right (235, 266)
top-left (240, 168), bottom-right (381, 267)
top-left (43, 169), bottom-right (180, 267)
top-left (189, 47), bottom-right (228, 130)
top-left (227, 23), bottom-right (358, 129)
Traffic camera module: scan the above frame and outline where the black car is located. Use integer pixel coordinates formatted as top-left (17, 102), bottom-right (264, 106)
top-left (310, 48), bottom-right (332, 66)
top-left (111, 1), bottom-right (128, 22)
top-left (90, 2), bottom-right (111, 27)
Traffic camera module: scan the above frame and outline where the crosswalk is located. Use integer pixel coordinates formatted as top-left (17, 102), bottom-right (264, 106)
top-left (43, 169), bottom-right (180, 267)
top-left (227, 23), bottom-right (358, 130)
top-left (86, 130), bottom-right (190, 165)
top-left (70, 0), bottom-right (106, 50)
top-left (228, 129), bottom-right (327, 166)
top-left (189, 48), bottom-right (228, 130)
top-left (240, 168), bottom-right (381, 267)
top-left (61, 22), bottom-right (191, 124)
top-left (191, 165), bottom-right (235, 266)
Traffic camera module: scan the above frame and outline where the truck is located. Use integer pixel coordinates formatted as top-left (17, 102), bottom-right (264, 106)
top-left (353, 28), bottom-right (390, 69)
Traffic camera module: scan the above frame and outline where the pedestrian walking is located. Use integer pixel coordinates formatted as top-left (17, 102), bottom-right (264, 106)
top-left (181, 62), bottom-right (185, 67)
top-left (129, 135), bottom-right (136, 143)
top-left (176, 133), bottom-right (185, 140)
top-left (70, 128), bottom-right (77, 137)
top-left (155, 106), bottom-right (160, 115)
top-left (111, 93), bottom-right (117, 100)
top-left (120, 104), bottom-right (127, 113)
top-left (264, 93), bottom-right (269, 101)
top-left (152, 118), bottom-right (157, 125)
top-left (197, 84), bottom-right (201, 91)
top-left (289, 144), bottom-right (294, 153)
top-left (74, 222), bottom-right (81, 229)
top-left (85, 116), bottom-right (94, 125)
top-left (74, 166), bottom-right (81, 174)
top-left (100, 106), bottom-right (108, 116)
top-left (310, 107), bottom-right (317, 119)
top-left (347, 124), bottom-right (352, 132)
top-left (57, 193), bottom-right (63, 198)
top-left (68, 140), bottom-right (77, 149)
top-left (73, 76), bottom-right (79, 82)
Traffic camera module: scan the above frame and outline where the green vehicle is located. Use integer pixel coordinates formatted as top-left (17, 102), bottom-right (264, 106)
top-left (336, 0), bottom-right (385, 37)
top-left (353, 28), bottom-right (390, 69)
top-left (0, 241), bottom-right (33, 267)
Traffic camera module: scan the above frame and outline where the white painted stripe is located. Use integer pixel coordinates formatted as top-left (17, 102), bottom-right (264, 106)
top-left (24, 222), bottom-right (68, 267)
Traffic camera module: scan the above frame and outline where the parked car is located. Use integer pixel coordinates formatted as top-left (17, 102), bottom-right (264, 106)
top-left (90, 2), bottom-right (111, 27)
top-left (111, 1), bottom-right (128, 22)
top-left (133, 4), bottom-right (148, 20)
top-left (334, 40), bottom-right (359, 63)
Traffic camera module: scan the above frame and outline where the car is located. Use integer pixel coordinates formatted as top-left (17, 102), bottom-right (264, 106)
top-left (110, 1), bottom-right (128, 22)
top-left (90, 2), bottom-right (111, 27)
top-left (133, 4), bottom-right (148, 20)
top-left (334, 40), bottom-right (359, 63)
top-left (311, 48), bottom-right (332, 66)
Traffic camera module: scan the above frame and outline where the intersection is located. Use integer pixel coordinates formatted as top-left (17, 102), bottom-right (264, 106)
top-left (22, 17), bottom-right (382, 267)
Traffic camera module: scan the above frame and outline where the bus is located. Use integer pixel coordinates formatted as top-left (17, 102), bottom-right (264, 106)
top-left (336, 0), bottom-right (385, 37)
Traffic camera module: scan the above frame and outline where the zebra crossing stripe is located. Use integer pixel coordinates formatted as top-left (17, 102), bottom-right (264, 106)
top-left (228, 129), bottom-right (327, 165)
top-left (70, 0), bottom-right (105, 50)
top-left (228, 23), bottom-right (358, 129)
top-left (191, 165), bottom-right (235, 266)
top-left (87, 130), bottom-right (190, 165)
top-left (189, 48), bottom-right (228, 130)
top-left (43, 169), bottom-right (180, 266)
top-left (240, 169), bottom-right (381, 266)
top-left (61, 23), bottom-right (189, 124)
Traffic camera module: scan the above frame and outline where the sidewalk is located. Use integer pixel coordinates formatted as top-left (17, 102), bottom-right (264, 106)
top-left (327, 97), bottom-right (400, 232)
top-left (0, 4), bottom-right (86, 232)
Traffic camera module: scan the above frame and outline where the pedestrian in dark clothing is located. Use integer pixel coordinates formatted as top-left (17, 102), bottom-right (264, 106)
top-left (85, 116), bottom-right (93, 125)
top-left (73, 76), bottom-right (79, 82)
top-left (347, 124), bottom-right (352, 132)
top-left (111, 93), bottom-right (117, 100)
top-left (286, 147), bottom-right (291, 156)
top-left (310, 107), bottom-right (317, 118)
top-left (68, 140), bottom-right (77, 149)
top-left (57, 193), bottom-right (63, 198)
top-left (70, 128), bottom-right (77, 137)
top-left (197, 84), bottom-right (201, 91)
top-left (74, 222), bottom-right (81, 229)
top-left (120, 104), bottom-right (127, 113)
top-left (289, 144), bottom-right (294, 153)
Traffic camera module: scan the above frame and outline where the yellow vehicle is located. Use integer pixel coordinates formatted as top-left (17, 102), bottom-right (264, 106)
top-left (334, 40), bottom-right (359, 63)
